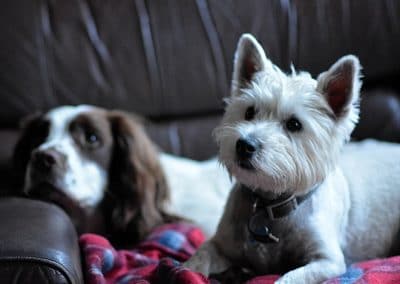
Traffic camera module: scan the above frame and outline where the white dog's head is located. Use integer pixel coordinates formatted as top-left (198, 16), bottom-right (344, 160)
top-left (214, 34), bottom-right (362, 195)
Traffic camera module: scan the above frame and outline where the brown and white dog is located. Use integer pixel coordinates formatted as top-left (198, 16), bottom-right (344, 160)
top-left (13, 105), bottom-right (179, 246)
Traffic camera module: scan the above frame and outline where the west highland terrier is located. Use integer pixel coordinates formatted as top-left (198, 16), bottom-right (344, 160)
top-left (184, 34), bottom-right (400, 283)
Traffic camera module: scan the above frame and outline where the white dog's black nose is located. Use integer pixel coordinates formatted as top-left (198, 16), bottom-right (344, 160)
top-left (236, 138), bottom-right (258, 159)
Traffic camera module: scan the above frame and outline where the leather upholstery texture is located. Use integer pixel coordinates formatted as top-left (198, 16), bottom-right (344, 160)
top-left (0, 1), bottom-right (399, 160)
top-left (0, 198), bottom-right (83, 284)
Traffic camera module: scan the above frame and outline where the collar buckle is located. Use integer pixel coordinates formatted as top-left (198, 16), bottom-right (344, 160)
top-left (265, 194), bottom-right (298, 220)
top-left (245, 184), bottom-right (319, 244)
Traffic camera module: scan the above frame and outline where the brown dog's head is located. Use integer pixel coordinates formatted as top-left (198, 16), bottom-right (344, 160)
top-left (13, 105), bottom-right (176, 246)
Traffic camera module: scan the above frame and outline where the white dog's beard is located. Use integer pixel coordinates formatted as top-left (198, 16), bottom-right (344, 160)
top-left (215, 124), bottom-right (296, 192)
top-left (218, 149), bottom-right (282, 193)
top-left (217, 131), bottom-right (336, 196)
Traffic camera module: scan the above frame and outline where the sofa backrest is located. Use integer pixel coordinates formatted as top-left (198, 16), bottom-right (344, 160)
top-left (1, 0), bottom-right (399, 160)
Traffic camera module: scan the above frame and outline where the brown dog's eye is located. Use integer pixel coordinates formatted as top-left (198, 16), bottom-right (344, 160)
top-left (245, 106), bottom-right (256, 121)
top-left (84, 130), bottom-right (101, 148)
top-left (286, 116), bottom-right (302, 132)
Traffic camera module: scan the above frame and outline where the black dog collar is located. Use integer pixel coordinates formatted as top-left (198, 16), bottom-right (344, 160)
top-left (243, 184), bottom-right (318, 243)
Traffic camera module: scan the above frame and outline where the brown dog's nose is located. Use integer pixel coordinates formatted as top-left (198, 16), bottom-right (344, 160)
top-left (31, 149), bottom-right (64, 172)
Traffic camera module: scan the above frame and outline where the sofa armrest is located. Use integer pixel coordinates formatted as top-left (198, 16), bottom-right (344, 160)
top-left (0, 197), bottom-right (83, 284)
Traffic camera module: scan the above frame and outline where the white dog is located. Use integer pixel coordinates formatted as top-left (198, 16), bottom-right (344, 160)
top-left (184, 33), bottom-right (400, 283)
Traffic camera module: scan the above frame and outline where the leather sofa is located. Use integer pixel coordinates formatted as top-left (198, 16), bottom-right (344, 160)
top-left (0, 1), bottom-right (399, 283)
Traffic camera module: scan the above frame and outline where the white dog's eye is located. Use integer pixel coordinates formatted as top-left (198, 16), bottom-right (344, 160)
top-left (286, 116), bottom-right (302, 132)
top-left (245, 106), bottom-right (256, 121)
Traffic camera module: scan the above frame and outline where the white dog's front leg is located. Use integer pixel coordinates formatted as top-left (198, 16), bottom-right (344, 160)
top-left (275, 258), bottom-right (346, 284)
top-left (183, 239), bottom-right (231, 276)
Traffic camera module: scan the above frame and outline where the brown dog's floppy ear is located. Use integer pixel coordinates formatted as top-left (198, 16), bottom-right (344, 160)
top-left (105, 111), bottom-right (177, 246)
top-left (12, 113), bottom-right (49, 191)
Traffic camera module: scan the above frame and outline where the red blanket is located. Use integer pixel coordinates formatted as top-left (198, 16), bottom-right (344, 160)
top-left (80, 223), bottom-right (400, 284)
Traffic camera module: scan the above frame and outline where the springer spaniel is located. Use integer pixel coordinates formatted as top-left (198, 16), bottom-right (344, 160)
top-left (13, 105), bottom-right (180, 246)
top-left (13, 105), bottom-right (234, 243)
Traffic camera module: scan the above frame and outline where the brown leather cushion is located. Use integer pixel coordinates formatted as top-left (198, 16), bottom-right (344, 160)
top-left (353, 90), bottom-right (400, 142)
top-left (0, 0), bottom-right (399, 127)
top-left (146, 115), bottom-right (221, 160)
top-left (0, 198), bottom-right (83, 284)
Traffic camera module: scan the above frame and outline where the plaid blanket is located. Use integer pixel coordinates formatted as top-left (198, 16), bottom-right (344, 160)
top-left (80, 223), bottom-right (400, 284)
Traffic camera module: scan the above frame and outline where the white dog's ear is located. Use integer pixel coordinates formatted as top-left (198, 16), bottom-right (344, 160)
top-left (231, 34), bottom-right (270, 96)
top-left (317, 55), bottom-right (361, 118)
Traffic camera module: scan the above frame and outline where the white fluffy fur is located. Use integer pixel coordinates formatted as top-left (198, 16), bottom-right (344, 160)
top-left (160, 153), bottom-right (234, 236)
top-left (184, 33), bottom-right (400, 283)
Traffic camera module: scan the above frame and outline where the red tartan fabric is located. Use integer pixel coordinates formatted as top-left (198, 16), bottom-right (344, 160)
top-left (80, 223), bottom-right (400, 284)
top-left (80, 223), bottom-right (210, 284)
top-left (324, 256), bottom-right (400, 284)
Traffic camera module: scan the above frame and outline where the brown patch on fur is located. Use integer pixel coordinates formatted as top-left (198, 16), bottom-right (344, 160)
top-left (12, 114), bottom-right (50, 191)
top-left (104, 111), bottom-right (181, 247)
top-left (69, 110), bottom-right (114, 172)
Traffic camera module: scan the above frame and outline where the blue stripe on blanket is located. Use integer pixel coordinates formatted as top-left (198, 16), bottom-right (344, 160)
top-left (158, 230), bottom-right (185, 251)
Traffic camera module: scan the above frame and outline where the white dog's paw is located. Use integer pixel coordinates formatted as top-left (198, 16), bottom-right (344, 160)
top-left (275, 272), bottom-right (304, 284)
top-left (275, 269), bottom-right (307, 284)
top-left (274, 278), bottom-right (289, 284)
top-left (276, 266), bottom-right (335, 284)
